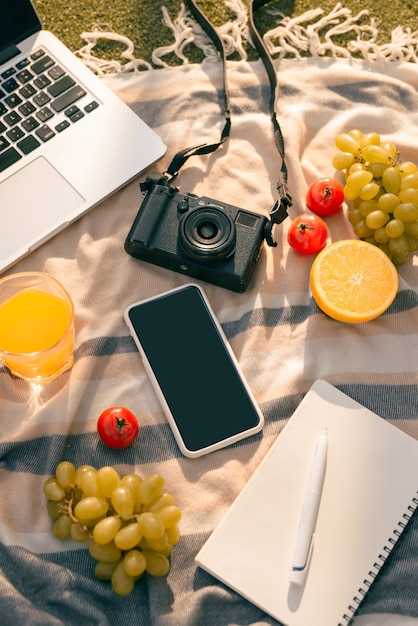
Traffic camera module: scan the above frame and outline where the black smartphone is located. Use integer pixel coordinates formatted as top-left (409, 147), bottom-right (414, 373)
top-left (124, 284), bottom-right (264, 458)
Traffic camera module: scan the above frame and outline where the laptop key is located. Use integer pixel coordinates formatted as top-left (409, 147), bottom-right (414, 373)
top-left (4, 111), bottom-right (22, 126)
top-left (22, 116), bottom-right (40, 132)
top-left (51, 85), bottom-right (86, 112)
top-left (16, 69), bottom-right (33, 84)
top-left (2, 78), bottom-right (19, 93)
top-left (85, 101), bottom-right (99, 113)
top-left (19, 84), bottom-right (36, 99)
top-left (31, 55), bottom-right (55, 75)
top-left (0, 147), bottom-right (22, 172)
top-left (4, 93), bottom-right (23, 108)
top-left (55, 120), bottom-right (70, 133)
top-left (34, 75), bottom-right (51, 89)
top-left (33, 92), bottom-right (51, 107)
top-left (1, 67), bottom-right (16, 80)
top-left (6, 127), bottom-right (25, 142)
top-left (48, 75), bottom-right (76, 98)
top-left (17, 135), bottom-right (41, 155)
top-left (48, 66), bottom-right (66, 80)
top-left (0, 121), bottom-right (6, 133)
top-left (35, 124), bottom-right (55, 142)
top-left (18, 102), bottom-right (36, 117)
top-left (16, 58), bottom-right (30, 70)
top-left (0, 136), bottom-right (10, 152)
top-left (31, 49), bottom-right (46, 61)
top-left (36, 107), bottom-right (54, 122)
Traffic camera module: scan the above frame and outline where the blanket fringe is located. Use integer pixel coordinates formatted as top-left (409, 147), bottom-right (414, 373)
top-left (76, 1), bottom-right (418, 74)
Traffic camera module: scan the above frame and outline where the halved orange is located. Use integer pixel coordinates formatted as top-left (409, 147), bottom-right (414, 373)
top-left (310, 239), bottom-right (399, 323)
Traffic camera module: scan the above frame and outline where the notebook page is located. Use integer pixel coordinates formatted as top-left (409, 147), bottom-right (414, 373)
top-left (195, 380), bottom-right (418, 626)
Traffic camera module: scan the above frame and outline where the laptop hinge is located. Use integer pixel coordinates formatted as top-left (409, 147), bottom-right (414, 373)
top-left (0, 45), bottom-right (20, 65)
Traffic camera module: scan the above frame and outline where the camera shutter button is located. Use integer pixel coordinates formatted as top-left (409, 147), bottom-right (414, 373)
top-left (177, 199), bottom-right (189, 213)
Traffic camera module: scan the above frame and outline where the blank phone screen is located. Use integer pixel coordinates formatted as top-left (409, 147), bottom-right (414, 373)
top-left (127, 285), bottom-right (262, 452)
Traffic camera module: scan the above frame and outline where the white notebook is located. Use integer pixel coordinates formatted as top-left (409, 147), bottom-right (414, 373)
top-left (196, 379), bottom-right (418, 626)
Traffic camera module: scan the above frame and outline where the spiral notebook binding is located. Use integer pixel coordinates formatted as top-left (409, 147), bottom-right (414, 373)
top-left (338, 490), bottom-right (418, 626)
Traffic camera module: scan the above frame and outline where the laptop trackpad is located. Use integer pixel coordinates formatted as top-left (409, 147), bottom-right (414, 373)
top-left (0, 156), bottom-right (85, 260)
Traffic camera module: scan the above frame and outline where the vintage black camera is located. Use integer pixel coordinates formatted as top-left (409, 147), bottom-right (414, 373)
top-left (125, 174), bottom-right (268, 292)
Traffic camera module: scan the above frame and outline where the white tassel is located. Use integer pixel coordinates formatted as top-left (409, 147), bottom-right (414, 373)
top-left (75, 2), bottom-right (418, 75)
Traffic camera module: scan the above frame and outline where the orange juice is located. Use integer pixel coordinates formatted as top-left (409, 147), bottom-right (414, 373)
top-left (0, 275), bottom-right (74, 382)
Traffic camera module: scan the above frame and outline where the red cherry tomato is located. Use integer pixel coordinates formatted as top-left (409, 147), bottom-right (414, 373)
top-left (287, 213), bottom-right (328, 255)
top-left (306, 177), bottom-right (344, 216)
top-left (97, 406), bottom-right (139, 449)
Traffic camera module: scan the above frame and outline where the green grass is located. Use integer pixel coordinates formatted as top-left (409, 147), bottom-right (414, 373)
top-left (33, 0), bottom-right (418, 66)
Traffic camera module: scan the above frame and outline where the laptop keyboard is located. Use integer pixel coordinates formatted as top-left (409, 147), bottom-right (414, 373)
top-left (0, 47), bottom-right (99, 173)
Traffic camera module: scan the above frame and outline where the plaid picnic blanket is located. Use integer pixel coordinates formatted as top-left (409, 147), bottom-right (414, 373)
top-left (1, 4), bottom-right (418, 624)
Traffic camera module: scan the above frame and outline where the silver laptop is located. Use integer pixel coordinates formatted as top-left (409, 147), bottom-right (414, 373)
top-left (0, 0), bottom-right (166, 274)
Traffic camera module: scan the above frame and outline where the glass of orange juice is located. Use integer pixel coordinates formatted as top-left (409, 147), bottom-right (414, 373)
top-left (0, 272), bottom-right (75, 384)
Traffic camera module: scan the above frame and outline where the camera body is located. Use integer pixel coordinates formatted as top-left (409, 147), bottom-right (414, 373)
top-left (125, 175), bottom-right (267, 292)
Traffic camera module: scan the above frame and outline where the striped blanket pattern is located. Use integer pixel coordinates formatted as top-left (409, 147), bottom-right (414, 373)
top-left (1, 53), bottom-right (418, 625)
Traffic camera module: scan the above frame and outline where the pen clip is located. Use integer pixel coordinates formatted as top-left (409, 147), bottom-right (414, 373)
top-left (289, 534), bottom-right (314, 586)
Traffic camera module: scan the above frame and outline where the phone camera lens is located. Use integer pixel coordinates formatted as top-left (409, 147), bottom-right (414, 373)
top-left (179, 206), bottom-right (236, 261)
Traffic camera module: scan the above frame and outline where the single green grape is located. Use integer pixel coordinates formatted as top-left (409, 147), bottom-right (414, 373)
top-left (361, 144), bottom-right (390, 165)
top-left (404, 220), bottom-right (418, 237)
top-left (332, 151), bottom-right (355, 170)
top-left (380, 141), bottom-right (397, 159)
top-left (359, 182), bottom-right (380, 201)
top-left (373, 227), bottom-right (390, 245)
top-left (47, 500), bottom-right (63, 520)
top-left (166, 524), bottom-right (181, 545)
top-left (93, 516), bottom-right (122, 545)
top-left (111, 486), bottom-right (134, 520)
top-left (385, 219), bottom-right (405, 239)
top-left (398, 161), bottom-right (418, 177)
top-left (400, 172), bottom-right (418, 189)
top-left (377, 193), bottom-right (400, 213)
top-left (114, 522), bottom-right (143, 551)
top-left (398, 187), bottom-right (418, 204)
top-left (388, 235), bottom-right (410, 258)
top-left (405, 233), bottom-right (418, 252)
top-left (353, 220), bottom-right (374, 239)
top-left (55, 461), bottom-right (76, 489)
top-left (73, 465), bottom-right (96, 486)
top-left (96, 466), bottom-right (121, 498)
top-left (53, 515), bottom-right (72, 540)
top-left (360, 132), bottom-right (381, 147)
top-left (382, 167), bottom-right (402, 194)
top-left (89, 541), bottom-right (122, 564)
top-left (138, 475), bottom-right (165, 506)
top-left (79, 469), bottom-right (100, 497)
top-left (43, 478), bottom-right (65, 502)
top-left (393, 203), bottom-right (418, 222)
top-left (111, 562), bottom-right (136, 596)
top-left (148, 493), bottom-right (176, 513)
top-left (142, 550), bottom-right (170, 577)
top-left (74, 496), bottom-right (109, 524)
top-left (120, 474), bottom-right (143, 508)
top-left (123, 550), bottom-right (147, 577)
top-left (365, 210), bottom-right (389, 230)
top-left (146, 532), bottom-right (169, 552)
top-left (335, 132), bottom-right (361, 154)
top-left (137, 512), bottom-right (165, 540)
top-left (94, 559), bottom-right (121, 581)
top-left (156, 506), bottom-right (182, 529)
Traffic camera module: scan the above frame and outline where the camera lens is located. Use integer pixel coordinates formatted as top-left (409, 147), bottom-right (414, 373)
top-left (179, 206), bottom-right (236, 262)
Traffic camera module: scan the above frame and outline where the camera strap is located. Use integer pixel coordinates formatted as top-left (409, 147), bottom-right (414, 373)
top-left (145, 0), bottom-right (292, 247)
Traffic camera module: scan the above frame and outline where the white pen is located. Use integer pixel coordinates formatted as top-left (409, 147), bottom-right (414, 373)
top-left (289, 428), bottom-right (328, 586)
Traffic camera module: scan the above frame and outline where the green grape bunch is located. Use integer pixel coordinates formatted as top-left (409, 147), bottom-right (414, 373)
top-left (43, 462), bottom-right (182, 597)
top-left (332, 129), bottom-right (418, 265)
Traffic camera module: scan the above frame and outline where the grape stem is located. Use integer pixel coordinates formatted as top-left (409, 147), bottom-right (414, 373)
top-left (60, 493), bottom-right (93, 539)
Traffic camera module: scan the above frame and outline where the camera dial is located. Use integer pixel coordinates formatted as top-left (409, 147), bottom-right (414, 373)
top-left (179, 206), bottom-right (236, 262)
